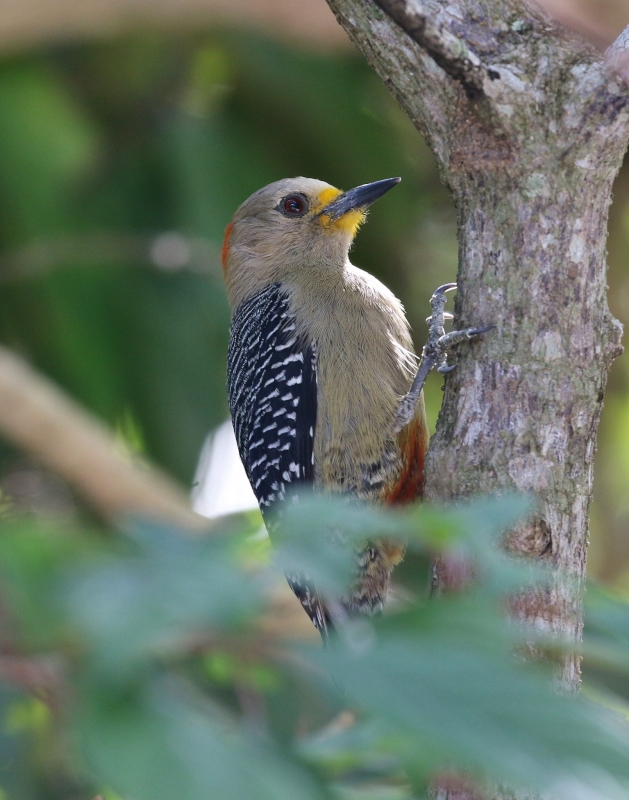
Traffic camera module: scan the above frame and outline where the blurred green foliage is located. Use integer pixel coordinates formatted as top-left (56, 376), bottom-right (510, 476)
top-left (2, 494), bottom-right (629, 799)
top-left (0, 31), bottom-right (455, 487)
top-left (0, 14), bottom-right (626, 577)
top-left (1, 20), bottom-right (629, 800)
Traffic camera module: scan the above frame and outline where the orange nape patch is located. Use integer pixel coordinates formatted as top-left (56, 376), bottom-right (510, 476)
top-left (221, 222), bottom-right (234, 275)
top-left (316, 187), bottom-right (366, 239)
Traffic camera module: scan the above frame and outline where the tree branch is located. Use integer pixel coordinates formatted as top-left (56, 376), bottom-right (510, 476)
top-left (606, 22), bottom-right (629, 85)
top-left (0, 655), bottom-right (62, 693)
top-left (0, 346), bottom-right (207, 531)
top-left (608, 22), bottom-right (629, 58)
top-left (326, 0), bottom-right (629, 704)
top-left (374, 0), bottom-right (487, 100)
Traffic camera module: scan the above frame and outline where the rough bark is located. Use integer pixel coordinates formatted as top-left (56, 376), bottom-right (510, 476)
top-left (324, 0), bottom-right (629, 694)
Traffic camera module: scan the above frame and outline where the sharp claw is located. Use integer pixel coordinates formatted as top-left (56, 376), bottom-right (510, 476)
top-left (426, 312), bottom-right (454, 323)
top-left (394, 284), bottom-right (492, 434)
top-left (467, 324), bottom-right (496, 337)
top-left (432, 282), bottom-right (457, 298)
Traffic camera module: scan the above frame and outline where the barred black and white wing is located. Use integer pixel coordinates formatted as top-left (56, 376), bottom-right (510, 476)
top-left (227, 283), bottom-right (316, 509)
top-left (227, 284), bottom-right (330, 638)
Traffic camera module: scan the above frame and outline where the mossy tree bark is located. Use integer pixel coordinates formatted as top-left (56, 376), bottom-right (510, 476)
top-left (324, 0), bottom-right (629, 694)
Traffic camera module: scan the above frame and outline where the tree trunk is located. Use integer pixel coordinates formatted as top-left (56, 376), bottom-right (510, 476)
top-left (324, 0), bottom-right (629, 691)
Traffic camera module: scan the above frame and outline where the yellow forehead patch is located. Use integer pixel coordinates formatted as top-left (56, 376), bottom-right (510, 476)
top-left (315, 187), bottom-right (366, 239)
top-left (317, 187), bottom-right (342, 208)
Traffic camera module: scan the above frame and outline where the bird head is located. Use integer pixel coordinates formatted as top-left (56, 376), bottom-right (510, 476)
top-left (222, 176), bottom-right (400, 309)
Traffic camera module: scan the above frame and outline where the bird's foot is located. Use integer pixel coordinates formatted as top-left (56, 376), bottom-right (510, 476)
top-left (394, 283), bottom-right (494, 433)
top-left (428, 283), bottom-right (494, 375)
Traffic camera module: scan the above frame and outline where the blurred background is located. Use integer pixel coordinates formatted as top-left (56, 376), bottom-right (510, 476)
top-left (0, 0), bottom-right (629, 798)
top-left (0, 0), bottom-right (628, 558)
top-left (0, 0), bottom-right (627, 576)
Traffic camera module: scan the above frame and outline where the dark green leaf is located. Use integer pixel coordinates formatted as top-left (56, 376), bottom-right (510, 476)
top-left (309, 633), bottom-right (629, 798)
top-left (78, 676), bottom-right (324, 800)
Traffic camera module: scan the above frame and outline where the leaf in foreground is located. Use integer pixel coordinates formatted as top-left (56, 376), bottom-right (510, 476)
top-left (77, 675), bottom-right (324, 800)
top-left (307, 633), bottom-right (629, 798)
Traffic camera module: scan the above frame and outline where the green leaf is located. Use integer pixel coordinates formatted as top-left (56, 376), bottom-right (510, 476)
top-left (77, 675), bottom-right (324, 800)
top-left (0, 518), bottom-right (103, 648)
top-left (308, 630), bottom-right (629, 798)
top-left (274, 491), bottom-right (537, 601)
top-left (584, 586), bottom-right (629, 683)
top-left (277, 491), bottom-right (533, 551)
top-left (63, 521), bottom-right (266, 678)
top-left (332, 785), bottom-right (420, 800)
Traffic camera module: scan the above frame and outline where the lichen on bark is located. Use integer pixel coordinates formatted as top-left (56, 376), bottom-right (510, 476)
top-left (325, 0), bottom-right (629, 695)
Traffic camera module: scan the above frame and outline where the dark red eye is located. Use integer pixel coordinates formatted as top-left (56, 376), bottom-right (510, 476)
top-left (278, 194), bottom-right (308, 217)
top-left (284, 197), bottom-right (303, 214)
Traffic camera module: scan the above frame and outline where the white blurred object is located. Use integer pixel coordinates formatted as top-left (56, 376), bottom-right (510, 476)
top-left (192, 420), bottom-right (259, 519)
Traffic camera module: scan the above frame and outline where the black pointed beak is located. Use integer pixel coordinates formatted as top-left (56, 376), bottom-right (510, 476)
top-left (319, 177), bottom-right (401, 221)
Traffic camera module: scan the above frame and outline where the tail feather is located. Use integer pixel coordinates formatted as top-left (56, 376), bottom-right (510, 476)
top-left (286, 575), bottom-right (333, 646)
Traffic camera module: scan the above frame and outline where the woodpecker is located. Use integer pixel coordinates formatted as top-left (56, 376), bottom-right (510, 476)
top-left (223, 177), bottom-right (489, 639)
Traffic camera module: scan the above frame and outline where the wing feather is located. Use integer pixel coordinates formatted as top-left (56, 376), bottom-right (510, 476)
top-left (227, 285), bottom-right (330, 637)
